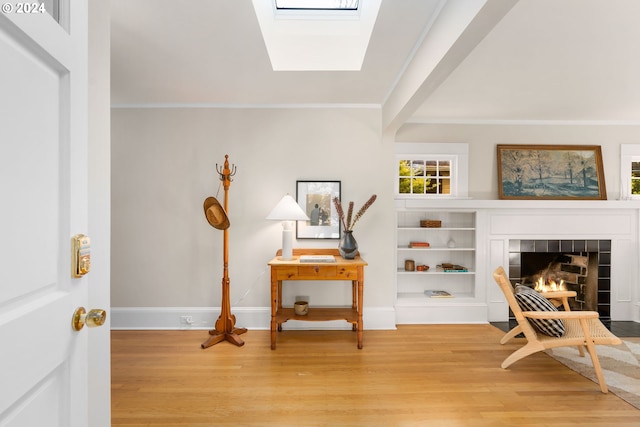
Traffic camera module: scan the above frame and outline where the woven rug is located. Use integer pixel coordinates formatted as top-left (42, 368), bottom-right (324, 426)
top-left (546, 338), bottom-right (640, 409)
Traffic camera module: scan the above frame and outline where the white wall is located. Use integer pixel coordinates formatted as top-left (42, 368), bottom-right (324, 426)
top-left (396, 123), bottom-right (640, 200)
top-left (112, 111), bottom-right (640, 329)
top-left (111, 107), bottom-right (396, 328)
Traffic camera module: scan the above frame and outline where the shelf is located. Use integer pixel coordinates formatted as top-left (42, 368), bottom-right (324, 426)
top-left (397, 270), bottom-right (475, 275)
top-left (397, 227), bottom-right (475, 231)
top-left (276, 307), bottom-right (357, 323)
top-left (396, 291), bottom-right (476, 303)
top-left (397, 246), bottom-right (475, 251)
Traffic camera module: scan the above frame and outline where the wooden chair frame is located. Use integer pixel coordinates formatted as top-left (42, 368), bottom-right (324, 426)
top-left (501, 289), bottom-right (585, 357)
top-left (493, 266), bottom-right (621, 393)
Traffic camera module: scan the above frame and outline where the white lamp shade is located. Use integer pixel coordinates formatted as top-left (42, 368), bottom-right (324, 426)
top-left (266, 195), bottom-right (309, 221)
top-left (266, 195), bottom-right (309, 260)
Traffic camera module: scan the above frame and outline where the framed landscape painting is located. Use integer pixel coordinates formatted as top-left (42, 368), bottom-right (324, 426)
top-left (497, 145), bottom-right (607, 200)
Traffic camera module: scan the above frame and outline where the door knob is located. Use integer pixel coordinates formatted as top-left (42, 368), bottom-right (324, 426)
top-left (72, 307), bottom-right (107, 331)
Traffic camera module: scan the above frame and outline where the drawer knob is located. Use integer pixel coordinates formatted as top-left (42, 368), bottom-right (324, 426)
top-left (314, 267), bottom-right (319, 273)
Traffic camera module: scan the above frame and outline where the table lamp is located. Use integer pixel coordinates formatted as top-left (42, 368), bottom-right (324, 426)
top-left (266, 194), bottom-right (309, 260)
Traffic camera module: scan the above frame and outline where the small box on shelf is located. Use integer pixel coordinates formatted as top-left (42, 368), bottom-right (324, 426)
top-left (409, 241), bottom-right (430, 248)
top-left (420, 219), bottom-right (441, 228)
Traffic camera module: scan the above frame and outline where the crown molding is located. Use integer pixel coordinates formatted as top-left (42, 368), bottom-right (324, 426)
top-left (111, 102), bottom-right (381, 110)
top-left (402, 118), bottom-right (640, 126)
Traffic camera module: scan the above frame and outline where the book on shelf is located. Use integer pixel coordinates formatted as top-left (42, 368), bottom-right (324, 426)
top-left (299, 255), bottom-right (336, 263)
top-left (409, 241), bottom-right (430, 248)
top-left (436, 264), bottom-right (468, 272)
top-left (424, 290), bottom-right (453, 298)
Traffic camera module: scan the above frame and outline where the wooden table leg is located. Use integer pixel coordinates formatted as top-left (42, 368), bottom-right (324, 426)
top-left (270, 275), bottom-right (278, 350)
top-left (277, 280), bottom-right (283, 332)
top-left (351, 280), bottom-right (357, 331)
top-left (357, 268), bottom-right (364, 349)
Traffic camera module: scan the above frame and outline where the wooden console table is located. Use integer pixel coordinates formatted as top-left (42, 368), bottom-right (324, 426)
top-left (267, 249), bottom-right (367, 349)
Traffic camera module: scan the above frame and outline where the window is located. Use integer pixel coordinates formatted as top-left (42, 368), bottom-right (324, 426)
top-left (632, 161), bottom-right (640, 196)
top-left (394, 143), bottom-right (468, 198)
top-left (275, 0), bottom-right (359, 10)
top-left (398, 158), bottom-right (451, 195)
top-left (620, 145), bottom-right (640, 200)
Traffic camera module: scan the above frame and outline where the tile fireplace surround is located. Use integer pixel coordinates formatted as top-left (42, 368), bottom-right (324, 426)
top-left (411, 199), bottom-right (640, 324)
top-left (507, 239), bottom-right (611, 321)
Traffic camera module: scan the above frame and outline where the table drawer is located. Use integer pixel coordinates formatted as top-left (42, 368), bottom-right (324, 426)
top-left (275, 267), bottom-right (299, 280)
top-left (298, 265), bottom-right (337, 278)
top-left (336, 266), bottom-right (358, 279)
top-left (274, 265), bottom-right (359, 280)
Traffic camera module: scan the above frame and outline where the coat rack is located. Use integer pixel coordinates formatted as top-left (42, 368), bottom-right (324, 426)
top-left (201, 155), bottom-right (247, 349)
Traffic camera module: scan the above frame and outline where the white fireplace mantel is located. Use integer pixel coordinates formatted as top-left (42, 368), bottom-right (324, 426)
top-left (396, 198), bottom-right (640, 211)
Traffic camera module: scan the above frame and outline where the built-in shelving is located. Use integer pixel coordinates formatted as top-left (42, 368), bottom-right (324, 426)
top-left (395, 206), bottom-right (483, 323)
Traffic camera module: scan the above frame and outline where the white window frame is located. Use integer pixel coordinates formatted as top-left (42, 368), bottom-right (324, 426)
top-left (620, 144), bottom-right (640, 200)
top-left (394, 143), bottom-right (468, 199)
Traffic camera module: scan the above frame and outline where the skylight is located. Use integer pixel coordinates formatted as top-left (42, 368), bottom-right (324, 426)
top-left (252, 0), bottom-right (380, 71)
top-left (275, 0), bottom-right (359, 10)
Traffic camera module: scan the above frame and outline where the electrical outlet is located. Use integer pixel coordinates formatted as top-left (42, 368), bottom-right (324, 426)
top-left (180, 315), bottom-right (193, 325)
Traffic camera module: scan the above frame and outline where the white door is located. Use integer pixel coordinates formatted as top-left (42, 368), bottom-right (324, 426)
top-left (0, 2), bottom-right (107, 426)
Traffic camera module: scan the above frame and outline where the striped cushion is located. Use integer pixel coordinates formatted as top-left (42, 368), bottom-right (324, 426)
top-left (514, 285), bottom-right (566, 337)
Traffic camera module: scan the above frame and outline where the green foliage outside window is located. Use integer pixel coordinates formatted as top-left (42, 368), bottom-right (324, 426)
top-left (632, 162), bottom-right (640, 195)
top-left (398, 159), bottom-right (449, 195)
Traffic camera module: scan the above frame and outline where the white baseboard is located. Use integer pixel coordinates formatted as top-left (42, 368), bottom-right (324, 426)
top-left (110, 306), bottom-right (397, 330)
top-left (395, 304), bottom-right (489, 324)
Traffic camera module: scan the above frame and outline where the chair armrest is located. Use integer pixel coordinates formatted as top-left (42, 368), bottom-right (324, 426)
top-left (522, 310), bottom-right (600, 320)
top-left (539, 291), bottom-right (577, 298)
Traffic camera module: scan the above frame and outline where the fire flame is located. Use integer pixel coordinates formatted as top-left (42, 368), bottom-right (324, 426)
top-left (533, 276), bottom-right (566, 292)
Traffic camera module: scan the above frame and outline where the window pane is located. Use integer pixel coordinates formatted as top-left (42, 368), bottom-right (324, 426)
top-left (399, 160), bottom-right (411, 176)
top-left (425, 160), bottom-right (437, 176)
top-left (441, 178), bottom-right (451, 194)
top-left (439, 161), bottom-right (450, 177)
top-left (425, 179), bottom-right (438, 194)
top-left (412, 178), bottom-right (425, 194)
top-left (399, 178), bottom-right (411, 193)
top-left (632, 162), bottom-right (640, 177)
top-left (411, 160), bottom-right (425, 177)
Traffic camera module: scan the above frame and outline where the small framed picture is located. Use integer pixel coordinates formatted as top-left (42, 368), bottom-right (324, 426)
top-left (296, 181), bottom-right (341, 239)
top-left (497, 144), bottom-right (607, 200)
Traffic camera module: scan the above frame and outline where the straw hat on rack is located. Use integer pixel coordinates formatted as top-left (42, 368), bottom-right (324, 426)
top-left (203, 196), bottom-right (230, 230)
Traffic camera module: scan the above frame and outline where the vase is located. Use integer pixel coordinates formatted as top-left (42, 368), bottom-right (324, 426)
top-left (338, 230), bottom-right (358, 259)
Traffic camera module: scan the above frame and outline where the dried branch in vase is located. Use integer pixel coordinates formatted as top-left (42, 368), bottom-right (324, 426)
top-left (346, 202), bottom-right (354, 232)
top-left (333, 194), bottom-right (377, 232)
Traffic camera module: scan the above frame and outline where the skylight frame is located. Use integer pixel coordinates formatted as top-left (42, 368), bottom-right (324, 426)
top-left (275, 0), bottom-right (359, 11)
top-left (252, 0), bottom-right (380, 70)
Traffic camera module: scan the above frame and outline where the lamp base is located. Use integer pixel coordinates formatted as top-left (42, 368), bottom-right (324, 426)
top-left (280, 221), bottom-right (294, 260)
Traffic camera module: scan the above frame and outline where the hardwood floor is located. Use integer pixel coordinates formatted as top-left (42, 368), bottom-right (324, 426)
top-left (111, 325), bottom-right (640, 426)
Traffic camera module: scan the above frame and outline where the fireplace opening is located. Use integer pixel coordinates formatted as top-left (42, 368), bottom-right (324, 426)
top-left (520, 252), bottom-right (598, 312)
top-left (508, 239), bottom-right (611, 323)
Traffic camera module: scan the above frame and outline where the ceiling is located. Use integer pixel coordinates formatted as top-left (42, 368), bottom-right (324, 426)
top-left (110, 0), bottom-right (640, 131)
